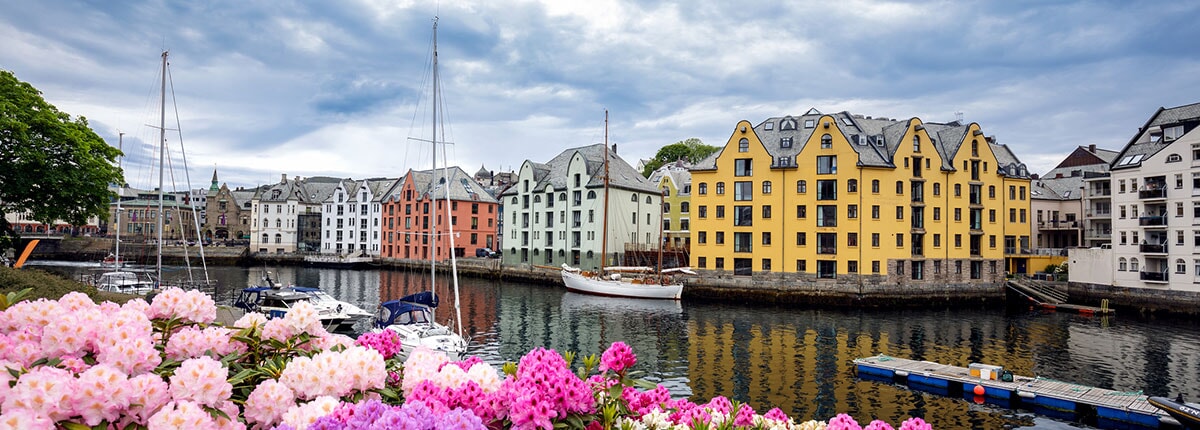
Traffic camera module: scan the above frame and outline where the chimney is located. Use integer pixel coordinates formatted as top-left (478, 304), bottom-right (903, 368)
top-left (1088, 144), bottom-right (1096, 153)
top-left (611, 144), bottom-right (617, 154)
top-left (281, 173), bottom-right (287, 184)
top-left (1056, 173), bottom-right (1063, 179)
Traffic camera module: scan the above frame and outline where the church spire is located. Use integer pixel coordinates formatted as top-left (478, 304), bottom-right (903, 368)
top-left (209, 168), bottom-right (220, 192)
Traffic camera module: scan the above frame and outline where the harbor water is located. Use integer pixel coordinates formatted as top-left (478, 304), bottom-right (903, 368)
top-left (28, 261), bottom-right (1200, 429)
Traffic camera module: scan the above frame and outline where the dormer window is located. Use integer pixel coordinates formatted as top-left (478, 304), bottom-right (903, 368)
top-left (1165, 125), bottom-right (1185, 141)
top-left (780, 137), bottom-right (792, 148)
top-left (738, 138), bottom-right (749, 152)
top-left (781, 117), bottom-right (796, 130)
top-left (913, 136), bottom-right (920, 152)
top-left (804, 119), bottom-right (815, 129)
top-left (821, 134), bottom-right (832, 149)
top-left (1167, 154), bottom-right (1183, 163)
top-left (764, 121), bottom-right (774, 131)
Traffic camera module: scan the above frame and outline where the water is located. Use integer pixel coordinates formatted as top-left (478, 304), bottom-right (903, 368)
top-left (28, 261), bottom-right (1200, 429)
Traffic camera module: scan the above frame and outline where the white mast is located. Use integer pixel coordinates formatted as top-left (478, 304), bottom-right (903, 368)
top-left (156, 50), bottom-right (167, 284)
top-left (114, 132), bottom-right (124, 267)
top-left (428, 17), bottom-right (438, 323)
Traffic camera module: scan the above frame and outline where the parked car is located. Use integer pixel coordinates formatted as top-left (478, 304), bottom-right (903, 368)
top-left (475, 247), bottom-right (493, 257)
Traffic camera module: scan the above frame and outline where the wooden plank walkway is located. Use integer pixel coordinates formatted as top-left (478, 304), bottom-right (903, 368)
top-left (854, 355), bottom-right (1169, 427)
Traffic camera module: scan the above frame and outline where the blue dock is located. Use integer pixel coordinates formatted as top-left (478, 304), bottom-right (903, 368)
top-left (853, 355), bottom-right (1173, 429)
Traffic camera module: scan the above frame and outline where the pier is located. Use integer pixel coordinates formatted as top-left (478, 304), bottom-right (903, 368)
top-left (1007, 278), bottom-right (1115, 315)
top-left (854, 355), bottom-right (1174, 429)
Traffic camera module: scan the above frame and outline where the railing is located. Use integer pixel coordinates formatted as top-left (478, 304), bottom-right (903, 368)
top-left (817, 246), bottom-right (836, 255)
top-left (1086, 210), bottom-right (1111, 217)
top-left (1085, 228), bottom-right (1112, 238)
top-left (1038, 220), bottom-right (1080, 229)
top-left (1140, 243), bottom-right (1167, 253)
top-left (1140, 271), bottom-right (1168, 282)
top-left (1139, 188), bottom-right (1166, 199)
top-left (1138, 215), bottom-right (1167, 226)
top-left (1088, 189), bottom-right (1111, 197)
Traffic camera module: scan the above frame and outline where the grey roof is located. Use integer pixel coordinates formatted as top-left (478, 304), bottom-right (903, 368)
top-left (363, 178), bottom-right (399, 204)
top-left (693, 109), bottom-right (1029, 178)
top-left (648, 161), bottom-right (692, 195)
top-left (1112, 102), bottom-right (1200, 170)
top-left (387, 166), bottom-right (500, 203)
top-left (501, 143), bottom-right (659, 196)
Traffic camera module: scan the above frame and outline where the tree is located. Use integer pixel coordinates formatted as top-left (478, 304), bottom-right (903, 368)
top-left (641, 138), bottom-right (720, 177)
top-left (0, 70), bottom-right (122, 248)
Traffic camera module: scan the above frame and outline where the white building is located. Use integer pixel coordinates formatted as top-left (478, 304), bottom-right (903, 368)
top-left (249, 174), bottom-right (338, 254)
top-left (321, 177), bottom-right (397, 256)
top-left (1071, 102), bottom-right (1200, 292)
top-left (500, 143), bottom-right (662, 269)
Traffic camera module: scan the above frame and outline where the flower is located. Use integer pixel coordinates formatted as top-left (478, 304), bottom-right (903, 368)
top-left (149, 287), bottom-right (216, 323)
top-left (169, 356), bottom-right (232, 408)
top-left (244, 379), bottom-right (295, 428)
top-left (599, 341), bottom-right (636, 373)
top-left (2, 366), bottom-right (74, 422)
top-left (355, 330), bottom-right (404, 360)
top-left (827, 413), bottom-right (863, 430)
top-left (281, 396), bottom-right (341, 430)
top-left (898, 417), bottom-right (932, 430)
top-left (146, 400), bottom-right (217, 429)
top-left (70, 364), bottom-right (130, 426)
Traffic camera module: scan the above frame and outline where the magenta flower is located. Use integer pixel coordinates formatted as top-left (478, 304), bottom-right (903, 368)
top-left (355, 330), bottom-right (404, 360)
top-left (599, 341), bottom-right (636, 373)
top-left (828, 413), bottom-right (863, 430)
top-left (899, 417), bottom-right (933, 430)
top-left (763, 407), bottom-right (790, 422)
top-left (733, 403), bottom-right (756, 426)
top-left (866, 419), bottom-right (897, 430)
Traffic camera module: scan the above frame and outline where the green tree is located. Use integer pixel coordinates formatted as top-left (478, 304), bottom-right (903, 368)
top-left (641, 138), bottom-right (719, 177)
top-left (0, 70), bottom-right (122, 249)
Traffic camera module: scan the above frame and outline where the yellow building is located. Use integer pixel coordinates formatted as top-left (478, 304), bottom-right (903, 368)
top-left (689, 109), bottom-right (1030, 285)
top-left (649, 161), bottom-right (692, 251)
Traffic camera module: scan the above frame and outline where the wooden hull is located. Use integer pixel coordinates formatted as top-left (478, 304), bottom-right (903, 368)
top-left (561, 270), bottom-right (682, 300)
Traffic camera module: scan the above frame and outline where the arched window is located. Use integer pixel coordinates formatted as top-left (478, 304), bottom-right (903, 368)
top-left (631, 194), bottom-right (638, 202)
top-left (559, 193), bottom-right (567, 201)
top-left (261, 233), bottom-right (268, 243)
top-left (698, 183), bottom-right (708, 195)
top-left (871, 180), bottom-right (880, 193)
top-left (848, 179), bottom-right (858, 193)
top-left (762, 181), bottom-right (773, 194)
top-left (797, 180), bottom-right (807, 193)
top-left (1118, 257), bottom-right (1127, 271)
top-left (988, 185), bottom-right (996, 198)
top-left (663, 187), bottom-right (671, 196)
top-left (276, 219), bottom-right (282, 228)
top-left (646, 196), bottom-right (652, 204)
top-left (663, 202), bottom-right (671, 213)
top-left (534, 195), bottom-right (542, 203)
top-left (821, 134), bottom-right (833, 148)
top-left (1167, 154), bottom-right (1183, 163)
top-left (716, 182), bottom-right (725, 195)
top-left (738, 138), bottom-right (749, 152)
top-left (1130, 258), bottom-right (1139, 272)
top-left (559, 250), bottom-right (565, 256)
top-left (587, 190), bottom-right (597, 199)
top-left (274, 234), bottom-right (282, 244)
top-left (1177, 258), bottom-right (1187, 274)
top-left (511, 197), bottom-right (518, 204)
top-left (587, 251), bottom-right (594, 259)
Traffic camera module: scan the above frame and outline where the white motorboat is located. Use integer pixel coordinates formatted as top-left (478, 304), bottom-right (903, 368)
top-left (87, 269), bottom-right (157, 295)
top-left (375, 292), bottom-right (466, 359)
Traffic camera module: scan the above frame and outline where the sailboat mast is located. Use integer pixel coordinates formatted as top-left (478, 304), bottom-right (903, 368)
top-left (115, 132), bottom-right (123, 267)
top-left (658, 188), bottom-right (665, 284)
top-left (600, 110), bottom-right (610, 271)
top-left (157, 50), bottom-right (167, 284)
top-left (429, 17), bottom-right (438, 321)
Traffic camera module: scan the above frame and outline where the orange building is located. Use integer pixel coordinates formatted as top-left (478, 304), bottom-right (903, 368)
top-left (379, 167), bottom-right (499, 260)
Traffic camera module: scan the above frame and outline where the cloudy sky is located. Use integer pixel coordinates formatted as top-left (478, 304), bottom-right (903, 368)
top-left (3, 1), bottom-right (1199, 190)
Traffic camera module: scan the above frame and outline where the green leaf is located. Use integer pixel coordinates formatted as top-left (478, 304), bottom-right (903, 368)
top-left (204, 405), bottom-right (231, 421)
top-left (60, 423), bottom-right (91, 430)
top-left (227, 368), bottom-right (258, 385)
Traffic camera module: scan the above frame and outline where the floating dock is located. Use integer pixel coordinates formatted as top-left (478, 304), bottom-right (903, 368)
top-left (854, 355), bottom-right (1174, 429)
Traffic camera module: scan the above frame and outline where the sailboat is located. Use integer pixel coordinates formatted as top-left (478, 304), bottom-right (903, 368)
top-left (85, 132), bottom-right (158, 295)
top-left (374, 17), bottom-right (468, 359)
top-left (560, 112), bottom-right (693, 300)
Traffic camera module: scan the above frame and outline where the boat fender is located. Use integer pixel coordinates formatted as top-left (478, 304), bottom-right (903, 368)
top-left (1017, 391), bottom-right (1036, 399)
top-left (895, 370), bottom-right (909, 377)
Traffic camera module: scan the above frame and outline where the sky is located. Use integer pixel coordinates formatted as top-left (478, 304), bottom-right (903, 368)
top-left (3, 0), bottom-right (1200, 191)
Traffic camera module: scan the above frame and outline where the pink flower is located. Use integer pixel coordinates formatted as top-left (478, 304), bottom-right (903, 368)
top-left (244, 379), bottom-right (295, 428)
top-left (126, 373), bottom-right (170, 424)
top-left (148, 287), bottom-right (216, 323)
top-left (70, 364), bottom-right (130, 426)
top-left (733, 403), bottom-right (756, 426)
top-left (146, 400), bottom-right (218, 429)
top-left (281, 396), bottom-right (341, 430)
top-left (282, 301), bottom-right (320, 334)
top-left (865, 419), bottom-right (897, 430)
top-left (899, 417), bottom-right (932, 430)
top-left (165, 326), bottom-right (244, 360)
top-left (233, 311), bottom-right (267, 329)
top-left (261, 318), bottom-right (296, 342)
top-left (0, 408), bottom-right (54, 430)
top-left (706, 396), bottom-right (733, 415)
top-left (827, 413), bottom-right (863, 430)
top-left (599, 341), bottom-right (636, 373)
top-left (764, 407), bottom-right (790, 422)
top-left (169, 356), bottom-right (232, 408)
top-left (96, 335), bottom-right (161, 375)
top-left (356, 330), bottom-right (404, 360)
top-left (1, 366), bottom-right (74, 421)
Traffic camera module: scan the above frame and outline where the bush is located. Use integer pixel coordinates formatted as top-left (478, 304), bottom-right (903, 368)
top-left (0, 266), bottom-right (100, 302)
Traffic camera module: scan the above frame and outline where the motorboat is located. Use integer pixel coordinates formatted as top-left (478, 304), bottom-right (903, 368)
top-left (234, 285), bottom-right (361, 333)
top-left (1149, 395), bottom-right (1200, 429)
top-left (375, 291), bottom-right (467, 360)
top-left (85, 269), bottom-right (156, 295)
top-left (291, 286), bottom-right (373, 329)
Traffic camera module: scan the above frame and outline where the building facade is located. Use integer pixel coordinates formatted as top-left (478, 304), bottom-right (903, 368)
top-left (690, 109), bottom-right (1030, 285)
top-left (106, 189), bottom-right (198, 241)
top-left (379, 167), bottom-right (499, 261)
top-left (649, 161), bottom-right (692, 251)
top-left (320, 178), bottom-right (398, 256)
top-left (202, 171), bottom-right (257, 242)
top-left (500, 144), bottom-right (662, 270)
top-left (1072, 102), bottom-right (1200, 291)
top-left (249, 174), bottom-right (338, 254)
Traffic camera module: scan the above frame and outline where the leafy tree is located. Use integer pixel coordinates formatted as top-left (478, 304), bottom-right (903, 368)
top-left (641, 138), bottom-right (719, 177)
top-left (0, 70), bottom-right (122, 249)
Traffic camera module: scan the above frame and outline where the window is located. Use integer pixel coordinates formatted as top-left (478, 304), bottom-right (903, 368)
top-left (738, 138), bottom-right (749, 152)
top-left (896, 206), bottom-right (904, 220)
top-left (896, 234), bottom-right (904, 247)
top-left (871, 233), bottom-right (880, 247)
top-left (817, 156), bottom-right (837, 174)
top-left (716, 182), bottom-right (725, 195)
top-left (735, 159), bottom-right (753, 176)
top-left (734, 206), bottom-right (753, 226)
top-left (797, 205), bottom-right (806, 219)
top-left (797, 180), bottom-right (807, 193)
top-left (796, 232), bottom-right (806, 246)
top-left (817, 205), bottom-right (837, 227)
top-left (762, 232), bottom-right (771, 245)
top-left (955, 234), bottom-right (962, 248)
top-left (896, 181), bottom-right (904, 195)
top-left (848, 179), bottom-right (858, 193)
top-left (734, 232), bottom-right (752, 252)
top-left (933, 234), bottom-right (941, 247)
top-left (1131, 258), bottom-right (1139, 272)
top-left (698, 231), bottom-right (707, 244)
top-left (989, 209), bottom-right (996, 223)
top-left (871, 205), bottom-right (880, 219)
top-left (954, 184), bottom-right (961, 196)
top-left (762, 205), bottom-right (772, 219)
top-left (681, 202), bottom-right (689, 213)
top-left (1179, 259), bottom-right (1188, 274)
top-left (804, 119), bottom-right (815, 128)
top-left (762, 181), bottom-right (772, 194)
top-left (699, 183), bottom-right (708, 195)
top-left (779, 137), bottom-right (792, 148)
top-left (848, 204), bottom-right (858, 219)
top-left (697, 257), bottom-right (706, 268)
top-left (699, 206), bottom-right (708, 218)
top-left (762, 259), bottom-right (771, 271)
top-left (716, 206), bottom-right (725, 218)
top-left (734, 182), bottom-right (753, 201)
top-left (848, 232), bottom-right (858, 247)
top-left (716, 232), bottom-right (725, 244)
top-left (933, 183), bottom-right (941, 196)
top-left (955, 208), bottom-right (962, 221)
top-left (820, 134), bottom-right (833, 149)
top-left (817, 180), bottom-right (837, 200)
top-left (933, 207), bottom-right (941, 221)
top-left (716, 258), bottom-right (724, 270)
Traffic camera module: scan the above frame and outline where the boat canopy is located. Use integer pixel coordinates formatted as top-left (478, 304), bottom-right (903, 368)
top-left (398, 291), bottom-right (439, 308)
top-left (377, 299), bottom-right (434, 328)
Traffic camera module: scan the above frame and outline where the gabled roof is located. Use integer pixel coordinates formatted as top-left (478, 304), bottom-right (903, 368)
top-left (501, 143), bottom-right (659, 196)
top-left (648, 161), bottom-right (692, 195)
top-left (1111, 102), bottom-right (1200, 170)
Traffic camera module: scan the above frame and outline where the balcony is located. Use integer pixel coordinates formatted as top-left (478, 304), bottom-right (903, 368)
top-left (1086, 209), bottom-right (1111, 218)
top-left (1138, 215), bottom-right (1168, 227)
top-left (1085, 228), bottom-right (1112, 239)
top-left (1088, 189), bottom-right (1112, 197)
top-left (1139, 188), bottom-right (1166, 200)
top-left (1038, 220), bottom-right (1079, 230)
top-left (1139, 243), bottom-right (1167, 253)
top-left (817, 246), bottom-right (836, 255)
top-left (1140, 271), bottom-right (1168, 283)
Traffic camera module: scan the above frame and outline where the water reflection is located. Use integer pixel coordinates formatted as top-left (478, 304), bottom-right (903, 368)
top-left (26, 261), bottom-right (1200, 429)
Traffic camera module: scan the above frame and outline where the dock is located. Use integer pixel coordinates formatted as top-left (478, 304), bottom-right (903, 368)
top-left (1007, 278), bottom-right (1115, 315)
top-left (854, 355), bottom-right (1174, 429)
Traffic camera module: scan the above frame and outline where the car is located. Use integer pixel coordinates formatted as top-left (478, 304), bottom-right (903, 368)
top-left (488, 250), bottom-right (501, 258)
top-left (475, 247), bottom-right (493, 257)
